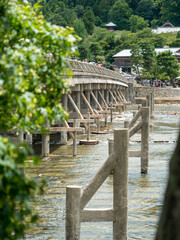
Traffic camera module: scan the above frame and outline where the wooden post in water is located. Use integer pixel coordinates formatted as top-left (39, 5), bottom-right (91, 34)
top-left (150, 92), bottom-right (154, 118)
top-left (141, 107), bottom-right (150, 173)
top-left (105, 106), bottom-right (107, 127)
top-left (110, 103), bottom-right (113, 123)
top-left (113, 129), bottom-right (129, 240)
top-left (73, 119), bottom-right (77, 156)
top-left (87, 112), bottom-right (90, 141)
top-left (66, 186), bottom-right (81, 240)
top-left (42, 119), bottom-right (50, 157)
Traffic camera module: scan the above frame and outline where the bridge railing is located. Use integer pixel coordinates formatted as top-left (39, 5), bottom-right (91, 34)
top-left (66, 59), bottom-right (128, 84)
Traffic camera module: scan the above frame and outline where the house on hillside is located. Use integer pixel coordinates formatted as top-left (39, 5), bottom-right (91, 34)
top-left (113, 47), bottom-right (180, 73)
top-left (152, 21), bottom-right (180, 34)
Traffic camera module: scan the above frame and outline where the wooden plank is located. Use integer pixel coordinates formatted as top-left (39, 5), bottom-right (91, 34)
top-left (68, 119), bottom-right (94, 123)
top-left (81, 208), bottom-right (114, 222)
top-left (82, 114), bottom-right (102, 119)
top-left (49, 127), bottom-right (83, 132)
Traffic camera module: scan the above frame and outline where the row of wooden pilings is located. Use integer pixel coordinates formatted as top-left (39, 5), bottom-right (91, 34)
top-left (65, 91), bottom-right (154, 239)
top-left (17, 84), bottom-right (131, 156)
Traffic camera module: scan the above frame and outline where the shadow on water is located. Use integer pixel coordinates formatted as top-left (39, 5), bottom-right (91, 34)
top-left (25, 104), bottom-right (180, 240)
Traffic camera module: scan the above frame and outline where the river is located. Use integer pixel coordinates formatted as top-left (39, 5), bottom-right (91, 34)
top-left (25, 104), bottom-right (180, 240)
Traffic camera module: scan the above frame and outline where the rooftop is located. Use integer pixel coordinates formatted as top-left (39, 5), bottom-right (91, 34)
top-left (104, 22), bottom-right (117, 27)
top-left (113, 47), bottom-right (180, 58)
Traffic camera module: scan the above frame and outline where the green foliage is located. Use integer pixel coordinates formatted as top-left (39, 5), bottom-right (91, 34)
top-left (176, 31), bottom-right (180, 39)
top-left (161, 0), bottom-right (180, 26)
top-left (0, 0), bottom-right (76, 238)
top-left (83, 9), bottom-right (95, 35)
top-left (130, 41), bottom-right (156, 79)
top-left (155, 50), bottom-right (179, 82)
top-left (73, 19), bottom-right (87, 40)
top-left (89, 42), bottom-right (103, 60)
top-left (130, 15), bottom-right (149, 33)
top-left (0, 137), bottom-right (45, 240)
top-left (0, 0), bottom-right (76, 133)
top-left (135, 0), bottom-right (154, 21)
top-left (109, 0), bottom-right (132, 30)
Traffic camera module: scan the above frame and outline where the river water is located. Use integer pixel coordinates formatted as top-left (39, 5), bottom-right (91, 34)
top-left (26, 104), bottom-right (180, 240)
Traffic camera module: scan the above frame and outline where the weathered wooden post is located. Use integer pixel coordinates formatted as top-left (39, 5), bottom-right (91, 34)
top-left (73, 119), bottom-right (77, 156)
top-left (110, 103), bottom-right (113, 123)
top-left (113, 129), bottom-right (129, 240)
top-left (142, 99), bottom-right (147, 107)
top-left (42, 119), bottom-right (50, 157)
top-left (105, 106), bottom-right (107, 127)
top-left (66, 186), bottom-right (81, 240)
top-left (141, 107), bottom-right (150, 173)
top-left (87, 112), bottom-right (90, 141)
top-left (146, 95), bottom-right (152, 117)
top-left (150, 92), bottom-right (154, 118)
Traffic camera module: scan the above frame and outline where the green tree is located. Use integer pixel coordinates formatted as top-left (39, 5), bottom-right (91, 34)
top-left (77, 43), bottom-right (89, 60)
top-left (129, 15), bottom-right (149, 33)
top-left (73, 19), bottom-right (87, 40)
top-left (89, 42), bottom-right (103, 60)
top-left (161, 0), bottom-right (180, 26)
top-left (155, 50), bottom-right (179, 85)
top-left (83, 9), bottom-right (95, 34)
top-left (0, 0), bottom-right (76, 238)
top-left (130, 44), bottom-right (144, 80)
top-left (130, 41), bottom-right (155, 79)
top-left (135, 0), bottom-right (154, 22)
top-left (109, 0), bottom-right (132, 30)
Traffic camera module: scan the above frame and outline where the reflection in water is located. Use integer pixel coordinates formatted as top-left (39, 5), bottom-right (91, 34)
top-left (25, 105), bottom-right (180, 240)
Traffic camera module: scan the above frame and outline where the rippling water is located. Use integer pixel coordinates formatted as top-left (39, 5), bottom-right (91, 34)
top-left (26, 105), bottom-right (180, 240)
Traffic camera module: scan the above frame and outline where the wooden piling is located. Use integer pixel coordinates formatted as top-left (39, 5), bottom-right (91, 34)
top-left (66, 186), bottom-right (81, 240)
top-left (42, 119), bottom-right (50, 157)
top-left (141, 107), bottom-right (150, 173)
top-left (87, 112), bottom-right (90, 141)
top-left (113, 129), bottom-right (129, 240)
top-left (73, 119), bottom-right (77, 156)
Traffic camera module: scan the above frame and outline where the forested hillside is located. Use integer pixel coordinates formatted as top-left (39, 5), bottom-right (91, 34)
top-left (29, 0), bottom-right (180, 64)
top-left (30, 0), bottom-right (180, 29)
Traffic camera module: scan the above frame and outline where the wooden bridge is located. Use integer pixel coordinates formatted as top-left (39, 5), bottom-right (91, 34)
top-left (22, 60), bottom-right (134, 156)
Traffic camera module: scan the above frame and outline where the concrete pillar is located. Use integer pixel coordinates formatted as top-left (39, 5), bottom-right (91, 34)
top-left (113, 129), bottom-right (129, 240)
top-left (66, 186), bottom-right (81, 240)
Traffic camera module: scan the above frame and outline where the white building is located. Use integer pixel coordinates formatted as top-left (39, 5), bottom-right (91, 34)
top-left (113, 47), bottom-right (180, 73)
top-left (152, 21), bottom-right (180, 34)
